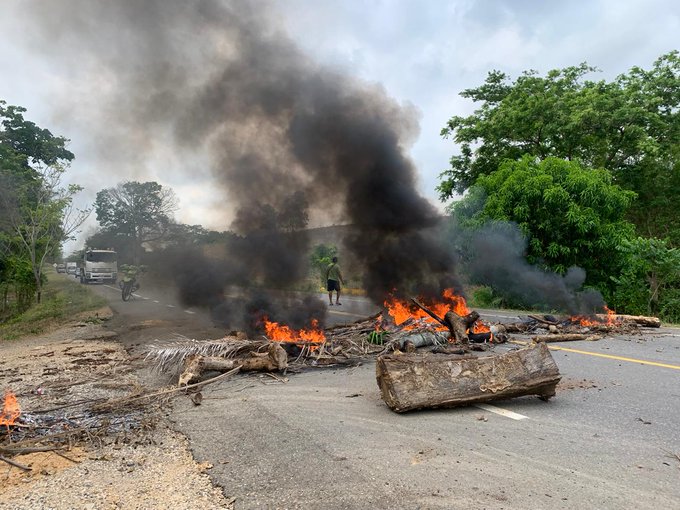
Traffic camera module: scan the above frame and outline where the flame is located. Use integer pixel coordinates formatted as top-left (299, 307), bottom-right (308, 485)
top-left (263, 317), bottom-right (325, 350)
top-left (383, 289), bottom-right (490, 333)
top-left (572, 305), bottom-right (617, 327)
top-left (0, 390), bottom-right (21, 428)
top-left (604, 305), bottom-right (617, 325)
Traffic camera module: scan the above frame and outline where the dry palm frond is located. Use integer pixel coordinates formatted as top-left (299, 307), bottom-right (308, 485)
top-left (145, 337), bottom-right (269, 373)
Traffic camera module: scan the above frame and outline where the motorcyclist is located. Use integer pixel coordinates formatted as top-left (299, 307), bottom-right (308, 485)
top-left (119, 264), bottom-right (146, 290)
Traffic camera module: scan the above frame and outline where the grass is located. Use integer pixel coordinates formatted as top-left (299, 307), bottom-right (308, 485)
top-left (0, 268), bottom-right (108, 341)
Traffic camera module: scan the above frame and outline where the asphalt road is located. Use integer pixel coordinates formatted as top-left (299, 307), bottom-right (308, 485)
top-left (80, 275), bottom-right (680, 509)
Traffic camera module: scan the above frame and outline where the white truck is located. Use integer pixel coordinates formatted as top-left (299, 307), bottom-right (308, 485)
top-left (80, 248), bottom-right (118, 284)
top-left (66, 262), bottom-right (78, 276)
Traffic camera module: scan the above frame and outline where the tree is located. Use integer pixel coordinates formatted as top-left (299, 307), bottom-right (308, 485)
top-left (3, 164), bottom-right (90, 302)
top-left (438, 52), bottom-right (680, 244)
top-left (0, 100), bottom-right (86, 307)
top-left (454, 156), bottom-right (636, 290)
top-left (94, 181), bottom-right (179, 264)
top-left (610, 237), bottom-right (680, 321)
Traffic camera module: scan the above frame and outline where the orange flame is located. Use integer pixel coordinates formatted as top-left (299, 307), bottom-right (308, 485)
top-left (263, 317), bottom-right (326, 349)
top-left (0, 390), bottom-right (21, 428)
top-left (383, 289), bottom-right (490, 333)
top-left (572, 305), bottom-right (617, 327)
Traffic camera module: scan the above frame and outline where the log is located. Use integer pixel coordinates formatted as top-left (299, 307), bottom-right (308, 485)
top-left (410, 298), bottom-right (447, 327)
top-left (443, 311), bottom-right (479, 343)
top-left (528, 314), bottom-right (560, 325)
top-left (599, 314), bottom-right (661, 328)
top-left (532, 333), bottom-right (602, 343)
top-left (178, 342), bottom-right (287, 386)
top-left (376, 343), bottom-right (561, 413)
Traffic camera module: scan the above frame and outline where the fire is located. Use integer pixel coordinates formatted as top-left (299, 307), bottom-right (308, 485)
top-left (604, 305), bottom-right (617, 325)
top-left (572, 305), bottom-right (617, 327)
top-left (383, 289), bottom-right (490, 333)
top-left (263, 317), bottom-right (326, 348)
top-left (0, 390), bottom-right (21, 428)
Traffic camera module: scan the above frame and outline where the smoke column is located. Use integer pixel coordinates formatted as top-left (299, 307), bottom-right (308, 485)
top-left (18, 0), bottom-right (460, 325)
top-left (463, 222), bottom-right (605, 314)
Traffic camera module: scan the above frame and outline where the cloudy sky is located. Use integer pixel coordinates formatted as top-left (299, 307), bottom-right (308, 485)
top-left (1, 0), bottom-right (678, 251)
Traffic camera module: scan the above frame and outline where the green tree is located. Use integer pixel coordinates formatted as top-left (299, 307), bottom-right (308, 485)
top-left (610, 237), bottom-right (680, 321)
top-left (3, 164), bottom-right (90, 302)
top-left (94, 181), bottom-right (179, 264)
top-left (439, 52), bottom-right (680, 243)
top-left (0, 100), bottom-right (87, 307)
top-left (455, 156), bottom-right (636, 289)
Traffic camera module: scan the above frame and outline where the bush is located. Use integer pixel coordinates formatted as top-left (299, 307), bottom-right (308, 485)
top-left (609, 237), bottom-right (680, 322)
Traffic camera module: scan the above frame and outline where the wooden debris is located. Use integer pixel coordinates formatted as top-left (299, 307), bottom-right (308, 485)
top-left (0, 454), bottom-right (32, 471)
top-left (601, 314), bottom-right (661, 328)
top-left (532, 333), bottom-right (602, 343)
top-left (375, 343), bottom-right (561, 413)
top-left (178, 343), bottom-right (287, 386)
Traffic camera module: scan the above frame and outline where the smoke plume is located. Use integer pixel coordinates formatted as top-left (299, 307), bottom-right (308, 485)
top-left (463, 222), bottom-right (605, 314)
top-left (20, 0), bottom-right (459, 325)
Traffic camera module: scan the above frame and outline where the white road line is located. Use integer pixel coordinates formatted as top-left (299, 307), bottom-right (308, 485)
top-left (184, 310), bottom-right (196, 315)
top-left (167, 304), bottom-right (176, 308)
top-left (133, 293), bottom-right (142, 298)
top-left (142, 297), bottom-right (150, 300)
top-left (474, 403), bottom-right (528, 421)
top-left (103, 285), bottom-right (118, 291)
top-left (153, 300), bottom-right (159, 303)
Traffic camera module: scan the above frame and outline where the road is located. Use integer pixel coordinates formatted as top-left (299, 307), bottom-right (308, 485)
top-left (81, 275), bottom-right (680, 509)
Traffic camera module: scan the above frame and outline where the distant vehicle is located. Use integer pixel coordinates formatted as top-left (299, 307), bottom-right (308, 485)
top-left (56, 263), bottom-right (66, 274)
top-left (80, 249), bottom-right (117, 284)
top-left (66, 262), bottom-right (78, 276)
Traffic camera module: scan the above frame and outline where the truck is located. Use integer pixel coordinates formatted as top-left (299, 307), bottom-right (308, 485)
top-left (80, 248), bottom-right (118, 284)
top-left (66, 262), bottom-right (78, 276)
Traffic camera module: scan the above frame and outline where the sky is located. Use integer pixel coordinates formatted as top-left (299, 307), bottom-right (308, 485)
top-left (1, 0), bottom-right (678, 253)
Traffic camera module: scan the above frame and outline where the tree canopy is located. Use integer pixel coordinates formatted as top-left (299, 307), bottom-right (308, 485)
top-left (454, 156), bottom-right (636, 289)
top-left (94, 181), bottom-right (179, 263)
top-left (0, 100), bottom-right (87, 309)
top-left (438, 52), bottom-right (680, 244)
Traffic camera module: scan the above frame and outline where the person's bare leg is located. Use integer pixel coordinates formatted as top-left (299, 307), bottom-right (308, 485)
top-left (328, 290), bottom-right (334, 305)
top-left (336, 289), bottom-right (341, 305)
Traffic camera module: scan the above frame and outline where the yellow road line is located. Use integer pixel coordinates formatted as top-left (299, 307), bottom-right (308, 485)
top-left (511, 340), bottom-right (680, 370)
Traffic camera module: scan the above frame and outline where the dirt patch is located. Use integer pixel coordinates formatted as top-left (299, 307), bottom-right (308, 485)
top-left (0, 316), bottom-right (234, 509)
top-left (0, 448), bottom-right (88, 492)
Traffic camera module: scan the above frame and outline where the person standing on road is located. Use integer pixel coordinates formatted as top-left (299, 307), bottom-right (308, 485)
top-left (326, 256), bottom-right (345, 306)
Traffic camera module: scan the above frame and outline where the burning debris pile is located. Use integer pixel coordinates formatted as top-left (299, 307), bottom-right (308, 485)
top-left (146, 289), bottom-right (504, 384)
top-left (145, 289), bottom-right (663, 413)
top-left (502, 309), bottom-right (660, 343)
top-left (144, 290), bottom-right (561, 413)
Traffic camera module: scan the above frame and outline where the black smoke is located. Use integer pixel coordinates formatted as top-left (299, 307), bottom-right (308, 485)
top-left (21, 0), bottom-right (461, 326)
top-left (463, 222), bottom-right (605, 314)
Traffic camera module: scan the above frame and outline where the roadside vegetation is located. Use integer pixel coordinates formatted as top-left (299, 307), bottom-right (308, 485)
top-left (0, 267), bottom-right (107, 340)
top-left (439, 51), bottom-right (680, 321)
top-left (0, 100), bottom-right (89, 321)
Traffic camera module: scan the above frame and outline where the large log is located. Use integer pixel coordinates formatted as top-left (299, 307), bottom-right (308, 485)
top-left (375, 343), bottom-right (561, 413)
top-left (178, 342), bottom-right (288, 386)
top-left (598, 313), bottom-right (661, 328)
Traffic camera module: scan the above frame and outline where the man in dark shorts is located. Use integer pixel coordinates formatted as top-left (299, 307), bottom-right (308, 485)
top-left (326, 256), bottom-right (345, 305)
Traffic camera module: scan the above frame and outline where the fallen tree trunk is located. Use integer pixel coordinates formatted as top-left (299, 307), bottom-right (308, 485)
top-left (179, 342), bottom-right (288, 386)
top-left (532, 333), bottom-right (602, 343)
top-left (376, 343), bottom-right (561, 413)
top-left (599, 314), bottom-right (661, 328)
top-left (443, 311), bottom-right (480, 343)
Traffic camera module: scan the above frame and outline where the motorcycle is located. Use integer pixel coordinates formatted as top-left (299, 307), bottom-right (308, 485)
top-left (119, 277), bottom-right (140, 301)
